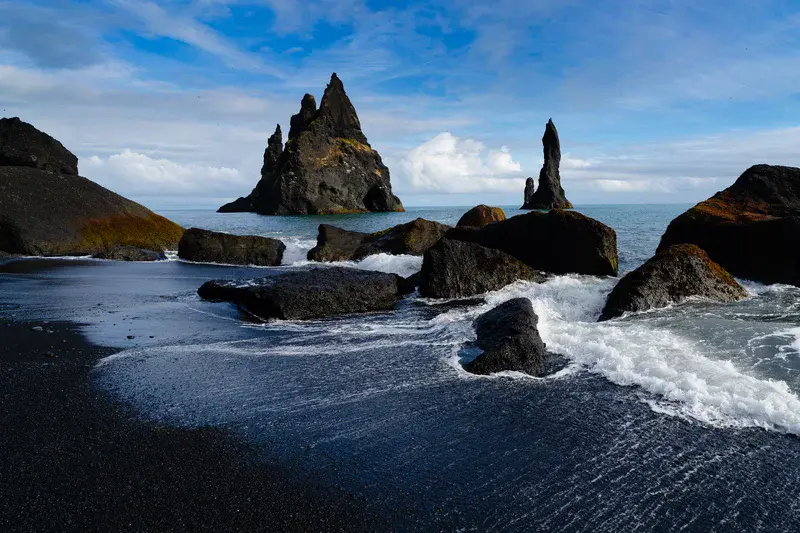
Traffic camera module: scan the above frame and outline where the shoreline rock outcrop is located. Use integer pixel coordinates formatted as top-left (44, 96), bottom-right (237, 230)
top-left (198, 267), bottom-right (407, 320)
top-left (456, 205), bottom-right (506, 228)
top-left (447, 210), bottom-right (618, 276)
top-left (464, 298), bottom-right (548, 376)
top-left (178, 228), bottom-right (285, 266)
top-left (93, 246), bottom-right (165, 262)
top-left (419, 239), bottom-right (545, 298)
top-left (0, 118), bottom-right (184, 257)
top-left (658, 164), bottom-right (800, 286)
top-left (307, 218), bottom-right (449, 262)
top-left (599, 244), bottom-right (747, 321)
top-left (219, 73), bottom-right (404, 215)
top-left (521, 119), bottom-right (573, 210)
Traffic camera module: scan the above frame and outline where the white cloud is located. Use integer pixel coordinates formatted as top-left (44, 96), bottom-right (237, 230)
top-left (84, 150), bottom-right (250, 197)
top-left (398, 132), bottom-right (522, 193)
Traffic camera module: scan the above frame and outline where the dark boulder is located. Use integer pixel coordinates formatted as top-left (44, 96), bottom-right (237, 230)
top-left (456, 205), bottom-right (506, 227)
top-left (658, 164), bottom-right (800, 286)
top-left (198, 267), bottom-right (405, 320)
top-left (447, 209), bottom-right (618, 276)
top-left (420, 239), bottom-right (545, 298)
top-left (0, 117), bottom-right (78, 176)
top-left (307, 218), bottom-right (450, 262)
top-left (178, 228), bottom-right (285, 266)
top-left (218, 73), bottom-right (403, 215)
top-left (464, 298), bottom-right (548, 377)
top-left (599, 244), bottom-right (747, 321)
top-left (521, 119), bottom-right (573, 210)
top-left (93, 246), bottom-right (165, 262)
top-left (401, 271), bottom-right (421, 294)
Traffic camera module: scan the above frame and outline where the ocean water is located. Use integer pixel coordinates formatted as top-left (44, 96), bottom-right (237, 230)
top-left (4, 204), bottom-right (800, 530)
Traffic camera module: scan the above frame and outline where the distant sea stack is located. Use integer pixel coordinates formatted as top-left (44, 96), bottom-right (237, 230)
top-left (219, 73), bottom-right (404, 215)
top-left (521, 119), bottom-right (573, 210)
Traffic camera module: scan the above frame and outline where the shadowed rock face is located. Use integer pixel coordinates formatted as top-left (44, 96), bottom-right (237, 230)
top-left (307, 218), bottom-right (450, 262)
top-left (419, 239), bottom-right (545, 299)
top-left (219, 73), bottom-right (403, 215)
top-left (0, 117), bottom-right (78, 176)
top-left (522, 119), bottom-right (573, 210)
top-left (456, 205), bottom-right (506, 227)
top-left (447, 210), bottom-right (618, 276)
top-left (599, 244), bottom-right (747, 321)
top-left (178, 228), bottom-right (285, 266)
top-left (93, 246), bottom-right (165, 262)
top-left (463, 298), bottom-right (548, 377)
top-left (197, 267), bottom-right (406, 320)
top-left (0, 119), bottom-right (184, 256)
top-left (658, 164), bottom-right (800, 286)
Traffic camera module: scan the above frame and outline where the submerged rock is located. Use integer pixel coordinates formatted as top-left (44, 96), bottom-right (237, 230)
top-left (307, 218), bottom-right (450, 262)
top-left (198, 267), bottom-right (406, 320)
top-left (0, 120), bottom-right (184, 256)
top-left (447, 210), bottom-right (618, 276)
top-left (464, 298), bottom-right (548, 376)
top-left (93, 246), bottom-right (165, 262)
top-left (521, 119), bottom-right (573, 210)
top-left (178, 228), bottom-right (285, 266)
top-left (599, 244), bottom-right (747, 321)
top-left (420, 239), bottom-right (545, 298)
top-left (218, 73), bottom-right (403, 215)
top-left (456, 205), bottom-right (506, 227)
top-left (658, 164), bottom-right (800, 286)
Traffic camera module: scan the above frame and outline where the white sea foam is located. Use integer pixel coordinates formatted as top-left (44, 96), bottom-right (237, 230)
top-left (289, 253), bottom-right (422, 278)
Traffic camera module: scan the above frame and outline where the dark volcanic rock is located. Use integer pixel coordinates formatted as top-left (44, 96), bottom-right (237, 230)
top-left (198, 267), bottom-right (405, 320)
top-left (219, 125), bottom-right (283, 213)
top-left (447, 210), bottom-right (618, 276)
top-left (420, 239), bottom-right (545, 298)
top-left (219, 73), bottom-right (403, 215)
top-left (599, 244), bottom-right (747, 321)
top-left (93, 246), bottom-right (165, 262)
top-left (456, 205), bottom-right (506, 227)
top-left (307, 218), bottom-right (450, 262)
top-left (0, 117), bottom-right (78, 176)
top-left (658, 164), bottom-right (800, 286)
top-left (521, 119), bottom-right (573, 210)
top-left (464, 298), bottom-right (548, 376)
top-left (178, 228), bottom-right (285, 266)
top-left (0, 168), bottom-right (184, 256)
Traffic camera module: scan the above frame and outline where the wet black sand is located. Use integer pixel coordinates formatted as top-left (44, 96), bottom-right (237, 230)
top-left (0, 317), bottom-right (389, 532)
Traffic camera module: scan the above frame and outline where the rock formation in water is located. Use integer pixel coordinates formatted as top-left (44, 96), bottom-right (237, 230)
top-left (93, 246), bottom-right (165, 262)
top-left (521, 119), bottom-right (573, 210)
top-left (218, 73), bottom-right (404, 215)
top-left (599, 244), bottom-right (747, 321)
top-left (178, 228), bottom-right (285, 266)
top-left (463, 298), bottom-right (549, 377)
top-left (456, 205), bottom-right (506, 228)
top-left (0, 118), bottom-right (184, 257)
top-left (446, 209), bottom-right (618, 276)
top-left (658, 164), bottom-right (800, 286)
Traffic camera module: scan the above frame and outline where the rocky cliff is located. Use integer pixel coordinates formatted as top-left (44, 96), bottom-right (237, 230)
top-left (219, 73), bottom-right (404, 215)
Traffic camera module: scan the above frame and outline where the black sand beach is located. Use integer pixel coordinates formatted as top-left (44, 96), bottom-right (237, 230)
top-left (0, 316), bottom-right (389, 532)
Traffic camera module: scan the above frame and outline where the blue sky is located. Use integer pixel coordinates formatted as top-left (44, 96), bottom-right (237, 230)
top-left (3, 0), bottom-right (800, 208)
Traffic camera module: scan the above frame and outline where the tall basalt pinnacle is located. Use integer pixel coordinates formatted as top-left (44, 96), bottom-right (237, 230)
top-left (521, 119), bottom-right (573, 210)
top-left (218, 73), bottom-right (404, 215)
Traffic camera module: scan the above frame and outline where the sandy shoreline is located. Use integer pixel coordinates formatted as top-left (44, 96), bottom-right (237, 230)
top-left (0, 316), bottom-right (389, 532)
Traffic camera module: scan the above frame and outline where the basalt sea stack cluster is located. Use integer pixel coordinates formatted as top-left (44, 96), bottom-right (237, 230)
top-left (522, 119), bottom-right (573, 210)
top-left (219, 74), bottom-right (403, 215)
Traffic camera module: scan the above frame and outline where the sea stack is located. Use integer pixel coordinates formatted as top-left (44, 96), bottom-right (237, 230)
top-left (521, 119), bottom-right (573, 210)
top-left (219, 73), bottom-right (404, 215)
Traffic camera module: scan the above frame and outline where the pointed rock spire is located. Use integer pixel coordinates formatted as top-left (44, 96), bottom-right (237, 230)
top-left (316, 73), bottom-right (368, 144)
top-left (289, 94), bottom-right (317, 140)
top-left (521, 119), bottom-right (573, 210)
top-left (261, 124), bottom-right (283, 177)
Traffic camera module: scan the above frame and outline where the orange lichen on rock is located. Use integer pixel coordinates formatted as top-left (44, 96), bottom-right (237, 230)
top-left (79, 213), bottom-right (185, 253)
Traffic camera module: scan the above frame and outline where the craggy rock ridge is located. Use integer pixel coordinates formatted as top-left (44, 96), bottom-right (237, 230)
top-left (521, 119), bottom-right (573, 210)
top-left (420, 239), bottom-right (545, 299)
top-left (219, 73), bottom-right (404, 215)
top-left (198, 267), bottom-right (409, 320)
top-left (0, 119), bottom-right (184, 257)
top-left (178, 228), bottom-right (285, 266)
top-left (456, 205), bottom-right (506, 227)
top-left (307, 218), bottom-right (449, 262)
top-left (599, 244), bottom-right (747, 321)
top-left (658, 164), bottom-right (800, 286)
top-left (464, 298), bottom-right (549, 376)
top-left (447, 210), bottom-right (618, 276)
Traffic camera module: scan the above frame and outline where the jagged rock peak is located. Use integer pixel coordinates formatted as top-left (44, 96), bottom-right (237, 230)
top-left (316, 72), bottom-right (368, 144)
top-left (521, 118), bottom-right (573, 210)
top-left (289, 94), bottom-right (317, 140)
top-left (262, 124), bottom-right (283, 175)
